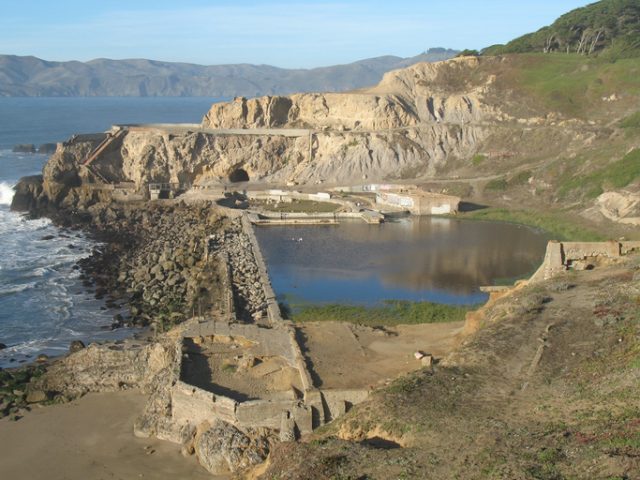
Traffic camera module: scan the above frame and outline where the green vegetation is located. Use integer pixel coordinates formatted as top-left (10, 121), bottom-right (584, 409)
top-left (252, 199), bottom-right (340, 213)
top-left (460, 208), bottom-right (606, 241)
top-left (0, 365), bottom-right (48, 419)
top-left (483, 171), bottom-right (532, 193)
top-left (484, 178), bottom-right (508, 191)
top-left (471, 154), bottom-right (487, 166)
top-left (620, 110), bottom-right (640, 128)
top-left (493, 53), bottom-right (640, 117)
top-left (484, 0), bottom-right (640, 58)
top-left (457, 49), bottom-right (480, 57)
top-left (287, 300), bottom-right (473, 327)
top-left (558, 148), bottom-right (640, 199)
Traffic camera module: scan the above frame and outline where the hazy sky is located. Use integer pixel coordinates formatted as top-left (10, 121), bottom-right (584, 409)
top-left (2, 0), bottom-right (591, 68)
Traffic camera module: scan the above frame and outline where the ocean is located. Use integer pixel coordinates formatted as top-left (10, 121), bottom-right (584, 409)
top-left (0, 97), bottom-right (222, 367)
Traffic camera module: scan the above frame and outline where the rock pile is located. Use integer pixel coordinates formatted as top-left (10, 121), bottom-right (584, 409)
top-left (77, 202), bottom-right (226, 330)
top-left (209, 218), bottom-right (268, 323)
top-left (0, 365), bottom-right (49, 420)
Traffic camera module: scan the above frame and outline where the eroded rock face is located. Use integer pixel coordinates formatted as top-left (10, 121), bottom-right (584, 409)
top-left (202, 58), bottom-right (498, 131)
top-left (194, 420), bottom-right (271, 475)
top-left (596, 191), bottom-right (640, 226)
top-left (29, 339), bottom-right (178, 398)
top-left (10, 175), bottom-right (47, 212)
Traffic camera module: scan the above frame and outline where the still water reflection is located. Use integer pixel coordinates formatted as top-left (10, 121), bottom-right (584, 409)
top-left (254, 217), bottom-right (550, 307)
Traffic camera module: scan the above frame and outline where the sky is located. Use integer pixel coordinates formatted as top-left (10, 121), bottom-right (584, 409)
top-left (1, 0), bottom-right (592, 68)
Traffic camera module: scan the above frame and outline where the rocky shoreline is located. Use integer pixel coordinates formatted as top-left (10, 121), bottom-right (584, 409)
top-left (1, 198), bottom-right (229, 415)
top-left (72, 201), bottom-right (226, 331)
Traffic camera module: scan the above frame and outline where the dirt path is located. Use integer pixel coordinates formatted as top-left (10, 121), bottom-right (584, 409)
top-left (0, 391), bottom-right (215, 480)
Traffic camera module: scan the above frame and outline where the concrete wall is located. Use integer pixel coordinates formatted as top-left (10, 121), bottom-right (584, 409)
top-left (171, 380), bottom-right (238, 426)
top-left (530, 240), bottom-right (639, 282)
top-left (171, 375), bottom-right (369, 438)
top-left (375, 191), bottom-right (460, 215)
top-left (241, 213), bottom-right (283, 326)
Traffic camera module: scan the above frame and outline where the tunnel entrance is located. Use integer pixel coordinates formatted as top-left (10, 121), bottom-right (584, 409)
top-left (229, 168), bottom-right (250, 183)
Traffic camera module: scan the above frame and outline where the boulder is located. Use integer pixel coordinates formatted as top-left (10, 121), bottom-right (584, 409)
top-left (25, 390), bottom-right (49, 404)
top-left (37, 143), bottom-right (57, 154)
top-left (69, 340), bottom-right (86, 354)
top-left (194, 420), bottom-right (270, 475)
top-left (12, 144), bottom-right (36, 154)
top-left (10, 175), bottom-right (46, 212)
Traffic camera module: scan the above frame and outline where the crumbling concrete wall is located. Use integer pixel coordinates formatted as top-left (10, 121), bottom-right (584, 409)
top-left (530, 240), bottom-right (639, 282)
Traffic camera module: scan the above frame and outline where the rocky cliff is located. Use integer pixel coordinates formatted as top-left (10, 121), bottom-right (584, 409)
top-left (202, 57), bottom-right (504, 130)
top-left (11, 56), bottom-right (595, 212)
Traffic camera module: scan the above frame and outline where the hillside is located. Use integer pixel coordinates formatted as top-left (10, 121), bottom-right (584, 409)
top-left (0, 49), bottom-right (457, 97)
top-left (484, 0), bottom-right (640, 58)
top-left (261, 258), bottom-right (640, 479)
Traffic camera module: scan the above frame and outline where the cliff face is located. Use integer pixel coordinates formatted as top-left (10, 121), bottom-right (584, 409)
top-left (12, 56), bottom-right (584, 211)
top-left (202, 58), bottom-right (500, 130)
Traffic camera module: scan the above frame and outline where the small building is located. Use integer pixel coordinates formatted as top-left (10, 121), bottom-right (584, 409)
top-left (376, 190), bottom-right (460, 215)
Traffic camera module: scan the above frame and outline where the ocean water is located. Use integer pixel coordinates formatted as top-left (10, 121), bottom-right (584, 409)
top-left (0, 97), bottom-right (222, 367)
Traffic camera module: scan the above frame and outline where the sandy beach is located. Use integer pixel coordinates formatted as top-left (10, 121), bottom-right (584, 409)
top-left (0, 390), bottom-right (218, 480)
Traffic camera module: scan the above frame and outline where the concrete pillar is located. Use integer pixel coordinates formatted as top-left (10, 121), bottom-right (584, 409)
top-left (279, 411), bottom-right (296, 442)
top-left (292, 405), bottom-right (313, 435)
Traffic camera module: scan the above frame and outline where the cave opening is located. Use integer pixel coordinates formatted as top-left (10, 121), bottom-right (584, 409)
top-left (228, 168), bottom-right (250, 183)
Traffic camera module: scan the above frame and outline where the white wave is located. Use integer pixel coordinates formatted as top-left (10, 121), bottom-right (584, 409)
top-left (0, 182), bottom-right (15, 205)
top-left (0, 282), bottom-right (36, 296)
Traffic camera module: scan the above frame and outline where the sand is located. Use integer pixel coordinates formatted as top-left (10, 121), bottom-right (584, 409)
top-left (0, 390), bottom-right (218, 480)
top-left (298, 321), bottom-right (465, 389)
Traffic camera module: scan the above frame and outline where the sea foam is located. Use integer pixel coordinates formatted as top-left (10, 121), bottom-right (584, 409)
top-left (0, 182), bottom-right (14, 205)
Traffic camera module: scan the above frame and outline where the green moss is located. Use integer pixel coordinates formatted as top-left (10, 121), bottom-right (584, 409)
top-left (288, 300), bottom-right (473, 327)
top-left (221, 363), bottom-right (238, 373)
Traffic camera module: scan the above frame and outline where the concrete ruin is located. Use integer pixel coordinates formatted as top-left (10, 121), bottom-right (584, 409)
top-left (530, 240), bottom-right (640, 282)
top-left (152, 212), bottom-right (370, 451)
top-left (375, 189), bottom-right (460, 215)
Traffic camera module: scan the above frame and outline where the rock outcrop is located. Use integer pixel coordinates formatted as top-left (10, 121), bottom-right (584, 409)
top-left (202, 58), bottom-right (498, 130)
top-left (194, 420), bottom-right (272, 475)
top-left (28, 339), bottom-right (178, 398)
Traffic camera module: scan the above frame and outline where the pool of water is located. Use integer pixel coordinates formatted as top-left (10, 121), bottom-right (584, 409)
top-left (254, 217), bottom-right (550, 308)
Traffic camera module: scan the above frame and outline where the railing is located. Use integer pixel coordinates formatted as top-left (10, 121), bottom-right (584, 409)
top-left (81, 128), bottom-right (125, 166)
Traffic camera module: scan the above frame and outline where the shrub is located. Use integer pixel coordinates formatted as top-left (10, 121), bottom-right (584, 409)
top-left (485, 178), bottom-right (508, 191)
top-left (471, 154), bottom-right (486, 166)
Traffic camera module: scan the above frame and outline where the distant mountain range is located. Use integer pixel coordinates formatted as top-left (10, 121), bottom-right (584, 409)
top-left (0, 48), bottom-right (458, 98)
